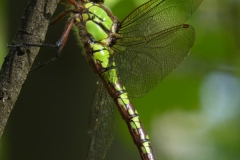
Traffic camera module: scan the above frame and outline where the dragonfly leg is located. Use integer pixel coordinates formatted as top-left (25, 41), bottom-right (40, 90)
top-left (8, 17), bottom-right (74, 56)
top-left (7, 42), bottom-right (62, 49)
top-left (68, 0), bottom-right (80, 8)
top-left (8, 17), bottom-right (74, 72)
top-left (49, 9), bottom-right (77, 26)
top-left (56, 17), bottom-right (74, 56)
top-left (50, 0), bottom-right (86, 26)
top-left (30, 18), bottom-right (74, 72)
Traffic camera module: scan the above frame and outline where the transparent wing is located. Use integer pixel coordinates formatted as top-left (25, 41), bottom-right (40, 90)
top-left (112, 0), bottom-right (202, 97)
top-left (119, 0), bottom-right (202, 37)
top-left (87, 81), bottom-right (115, 160)
top-left (113, 25), bottom-right (195, 97)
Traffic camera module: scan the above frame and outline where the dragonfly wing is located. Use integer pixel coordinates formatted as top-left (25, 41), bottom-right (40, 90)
top-left (87, 81), bottom-right (115, 160)
top-left (113, 0), bottom-right (202, 97)
top-left (119, 0), bottom-right (202, 37)
top-left (113, 25), bottom-right (195, 97)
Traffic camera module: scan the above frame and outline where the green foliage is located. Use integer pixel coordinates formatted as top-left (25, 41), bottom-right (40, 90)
top-left (0, 0), bottom-right (8, 68)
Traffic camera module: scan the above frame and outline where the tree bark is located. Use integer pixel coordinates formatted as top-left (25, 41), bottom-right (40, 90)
top-left (0, 0), bottom-right (59, 138)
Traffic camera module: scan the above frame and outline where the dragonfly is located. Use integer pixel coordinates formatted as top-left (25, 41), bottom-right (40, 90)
top-left (16, 0), bottom-right (202, 159)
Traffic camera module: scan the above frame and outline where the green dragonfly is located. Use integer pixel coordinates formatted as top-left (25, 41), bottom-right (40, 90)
top-left (19, 0), bottom-right (202, 159)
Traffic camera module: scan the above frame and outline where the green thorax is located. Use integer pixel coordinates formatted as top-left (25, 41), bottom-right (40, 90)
top-left (73, 2), bottom-right (118, 69)
top-left (81, 2), bottom-right (116, 44)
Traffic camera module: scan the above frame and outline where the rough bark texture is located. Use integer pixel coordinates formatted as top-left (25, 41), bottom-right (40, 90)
top-left (0, 0), bottom-right (59, 138)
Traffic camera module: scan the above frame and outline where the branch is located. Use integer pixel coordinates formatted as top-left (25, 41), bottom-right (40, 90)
top-left (0, 0), bottom-right (59, 138)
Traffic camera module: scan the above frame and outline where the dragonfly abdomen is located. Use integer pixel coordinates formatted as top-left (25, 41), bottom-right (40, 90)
top-left (97, 51), bottom-right (155, 160)
top-left (113, 89), bottom-right (156, 160)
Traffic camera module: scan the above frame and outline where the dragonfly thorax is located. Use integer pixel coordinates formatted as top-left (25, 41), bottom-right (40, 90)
top-left (74, 2), bottom-right (118, 46)
top-left (73, 1), bottom-right (119, 76)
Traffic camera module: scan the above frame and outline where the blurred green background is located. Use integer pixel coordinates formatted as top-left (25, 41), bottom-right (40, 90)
top-left (0, 0), bottom-right (240, 160)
